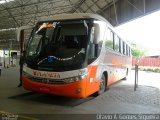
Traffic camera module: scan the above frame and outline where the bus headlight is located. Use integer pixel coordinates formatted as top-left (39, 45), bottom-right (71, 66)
top-left (64, 68), bottom-right (88, 83)
top-left (64, 76), bottom-right (79, 83)
top-left (79, 68), bottom-right (88, 79)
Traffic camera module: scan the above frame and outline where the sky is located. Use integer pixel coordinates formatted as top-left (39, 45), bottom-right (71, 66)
top-left (115, 10), bottom-right (160, 56)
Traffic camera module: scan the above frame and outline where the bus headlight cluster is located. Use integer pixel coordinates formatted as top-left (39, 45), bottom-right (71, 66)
top-left (64, 68), bottom-right (88, 84)
top-left (64, 76), bottom-right (80, 83)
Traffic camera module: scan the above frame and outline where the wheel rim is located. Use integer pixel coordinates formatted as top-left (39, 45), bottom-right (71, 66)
top-left (99, 76), bottom-right (105, 93)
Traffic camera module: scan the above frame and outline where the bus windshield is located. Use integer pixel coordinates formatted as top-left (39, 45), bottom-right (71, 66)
top-left (25, 19), bottom-right (91, 71)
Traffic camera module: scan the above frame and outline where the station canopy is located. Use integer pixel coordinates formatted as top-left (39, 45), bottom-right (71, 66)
top-left (0, 0), bottom-right (160, 50)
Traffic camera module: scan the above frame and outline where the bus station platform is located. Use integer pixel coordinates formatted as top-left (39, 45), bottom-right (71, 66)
top-left (0, 67), bottom-right (160, 119)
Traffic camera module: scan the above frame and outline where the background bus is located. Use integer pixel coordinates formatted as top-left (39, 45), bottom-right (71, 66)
top-left (18, 13), bottom-right (132, 98)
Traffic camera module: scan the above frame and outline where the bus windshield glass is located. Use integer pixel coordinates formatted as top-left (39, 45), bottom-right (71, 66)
top-left (25, 19), bottom-right (91, 71)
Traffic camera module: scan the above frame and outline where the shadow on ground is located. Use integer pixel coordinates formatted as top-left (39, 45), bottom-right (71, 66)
top-left (8, 92), bottom-right (94, 107)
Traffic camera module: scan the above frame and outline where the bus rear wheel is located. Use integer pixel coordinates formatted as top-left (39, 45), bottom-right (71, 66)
top-left (94, 74), bottom-right (106, 96)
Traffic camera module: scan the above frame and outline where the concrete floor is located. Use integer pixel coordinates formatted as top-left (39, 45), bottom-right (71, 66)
top-left (0, 66), bottom-right (160, 119)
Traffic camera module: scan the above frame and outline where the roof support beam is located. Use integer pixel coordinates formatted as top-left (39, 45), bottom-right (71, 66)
top-left (1, 1), bottom-right (20, 27)
top-left (143, 0), bottom-right (146, 13)
top-left (69, 0), bottom-right (86, 13)
top-left (83, 1), bottom-right (96, 13)
top-left (0, 5), bottom-right (73, 20)
top-left (0, 0), bottom-right (63, 12)
top-left (126, 0), bottom-right (144, 14)
top-left (113, 0), bottom-right (119, 25)
top-left (69, 0), bottom-right (84, 13)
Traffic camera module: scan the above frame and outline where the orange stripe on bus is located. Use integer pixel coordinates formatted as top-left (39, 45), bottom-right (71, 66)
top-left (85, 65), bottom-right (100, 96)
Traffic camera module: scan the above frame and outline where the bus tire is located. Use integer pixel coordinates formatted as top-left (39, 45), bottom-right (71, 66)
top-left (93, 74), bottom-right (106, 96)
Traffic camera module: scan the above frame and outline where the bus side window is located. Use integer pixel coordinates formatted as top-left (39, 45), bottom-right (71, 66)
top-left (97, 40), bottom-right (103, 56)
top-left (88, 27), bottom-right (95, 62)
top-left (105, 28), bottom-right (113, 49)
top-left (88, 24), bottom-right (102, 64)
top-left (130, 48), bottom-right (132, 56)
top-left (128, 46), bottom-right (130, 56)
top-left (114, 34), bottom-right (119, 52)
top-left (126, 45), bottom-right (128, 56)
top-left (120, 39), bottom-right (123, 54)
top-left (123, 42), bottom-right (126, 55)
top-left (129, 47), bottom-right (131, 56)
top-left (128, 47), bottom-right (130, 56)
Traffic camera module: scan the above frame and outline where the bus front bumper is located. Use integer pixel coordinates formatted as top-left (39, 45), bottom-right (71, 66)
top-left (22, 76), bottom-right (87, 98)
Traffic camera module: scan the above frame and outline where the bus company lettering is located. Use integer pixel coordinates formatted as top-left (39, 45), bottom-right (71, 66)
top-left (32, 70), bottom-right (60, 78)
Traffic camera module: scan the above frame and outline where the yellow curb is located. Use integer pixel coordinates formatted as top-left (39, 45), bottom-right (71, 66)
top-left (0, 111), bottom-right (39, 120)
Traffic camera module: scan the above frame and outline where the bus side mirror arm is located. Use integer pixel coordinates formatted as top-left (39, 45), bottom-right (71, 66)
top-left (17, 25), bottom-right (33, 56)
top-left (17, 25), bottom-right (33, 42)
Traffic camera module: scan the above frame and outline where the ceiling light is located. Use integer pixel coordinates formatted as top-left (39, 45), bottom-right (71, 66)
top-left (0, 1), bottom-right (5, 4)
top-left (0, 0), bottom-right (14, 4)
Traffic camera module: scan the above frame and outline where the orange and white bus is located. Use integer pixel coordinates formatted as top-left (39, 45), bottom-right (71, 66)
top-left (18, 13), bottom-right (132, 98)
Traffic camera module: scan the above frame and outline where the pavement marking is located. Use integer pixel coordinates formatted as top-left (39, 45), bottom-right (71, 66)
top-left (0, 111), bottom-right (39, 120)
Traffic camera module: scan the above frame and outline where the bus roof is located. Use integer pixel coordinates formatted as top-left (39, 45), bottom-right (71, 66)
top-left (39, 13), bottom-right (112, 27)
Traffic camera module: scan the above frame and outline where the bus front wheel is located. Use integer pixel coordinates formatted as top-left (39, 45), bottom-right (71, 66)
top-left (94, 74), bottom-right (106, 96)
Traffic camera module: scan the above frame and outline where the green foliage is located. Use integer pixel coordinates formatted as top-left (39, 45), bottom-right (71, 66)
top-left (131, 66), bottom-right (160, 73)
top-left (105, 40), bottom-right (113, 49)
top-left (105, 40), bottom-right (119, 50)
top-left (132, 47), bottom-right (146, 58)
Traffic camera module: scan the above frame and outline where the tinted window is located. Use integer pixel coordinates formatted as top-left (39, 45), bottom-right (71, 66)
top-left (25, 20), bottom-right (90, 71)
top-left (114, 35), bottom-right (119, 52)
top-left (120, 39), bottom-right (123, 54)
top-left (123, 42), bottom-right (126, 55)
top-left (105, 28), bottom-right (113, 49)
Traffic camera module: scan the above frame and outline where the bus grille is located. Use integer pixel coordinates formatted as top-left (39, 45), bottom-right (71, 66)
top-left (28, 76), bottom-right (66, 84)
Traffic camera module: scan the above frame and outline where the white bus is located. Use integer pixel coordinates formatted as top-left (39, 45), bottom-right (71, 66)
top-left (18, 13), bottom-right (132, 98)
